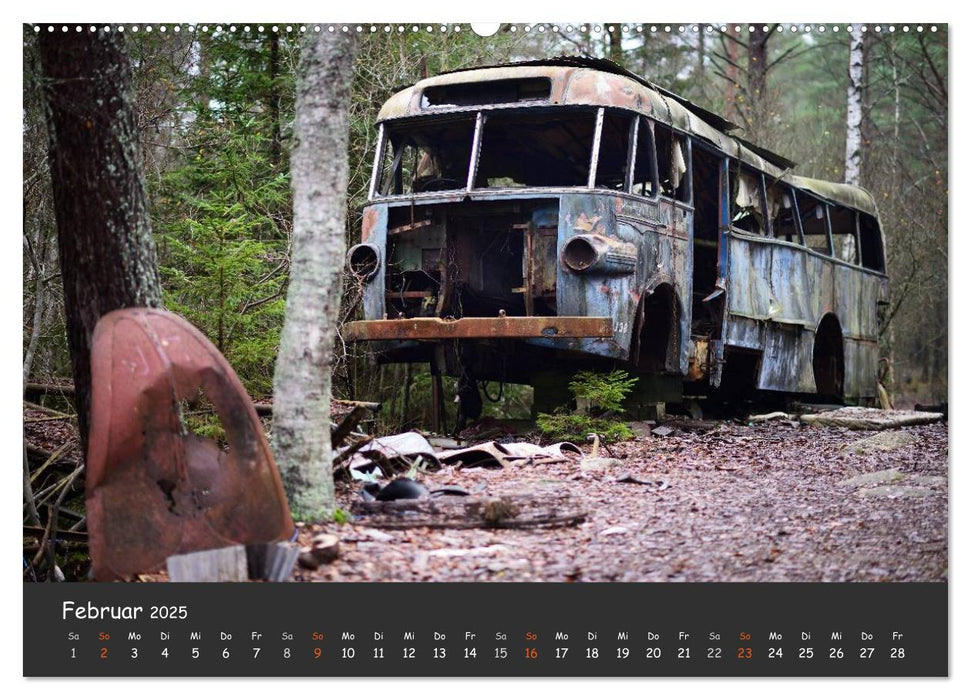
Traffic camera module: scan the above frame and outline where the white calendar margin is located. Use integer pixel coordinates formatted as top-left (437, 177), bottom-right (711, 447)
top-left (2, 0), bottom-right (962, 697)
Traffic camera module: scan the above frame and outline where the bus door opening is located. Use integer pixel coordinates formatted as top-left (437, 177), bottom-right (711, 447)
top-left (690, 146), bottom-right (724, 338)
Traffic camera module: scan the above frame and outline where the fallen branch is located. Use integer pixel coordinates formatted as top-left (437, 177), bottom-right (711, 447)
top-left (24, 381), bottom-right (75, 396)
top-left (34, 462), bottom-right (84, 511)
top-left (363, 513), bottom-right (588, 530)
top-left (23, 525), bottom-right (88, 543)
top-left (331, 405), bottom-right (369, 449)
top-left (254, 398), bottom-right (381, 417)
top-left (31, 464), bottom-right (84, 573)
top-left (25, 415), bottom-right (76, 424)
top-left (23, 443), bottom-right (40, 526)
top-left (23, 400), bottom-right (74, 419)
top-left (26, 442), bottom-right (77, 471)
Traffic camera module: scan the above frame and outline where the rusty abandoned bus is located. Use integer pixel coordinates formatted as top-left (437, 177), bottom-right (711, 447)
top-left (343, 57), bottom-right (889, 423)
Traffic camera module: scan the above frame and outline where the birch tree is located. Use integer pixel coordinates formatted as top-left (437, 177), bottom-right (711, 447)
top-left (844, 25), bottom-right (864, 186)
top-left (37, 30), bottom-right (163, 449)
top-left (273, 30), bottom-right (357, 521)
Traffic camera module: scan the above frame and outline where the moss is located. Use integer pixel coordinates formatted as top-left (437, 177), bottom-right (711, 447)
top-left (535, 411), bottom-right (635, 444)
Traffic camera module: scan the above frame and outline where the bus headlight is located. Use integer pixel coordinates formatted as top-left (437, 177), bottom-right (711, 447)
top-left (562, 234), bottom-right (637, 275)
top-left (346, 243), bottom-right (381, 280)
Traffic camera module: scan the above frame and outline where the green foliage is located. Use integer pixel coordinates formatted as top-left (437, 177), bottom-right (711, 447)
top-left (568, 369), bottom-right (638, 413)
top-left (536, 369), bottom-right (638, 444)
top-left (150, 32), bottom-right (296, 396)
top-left (333, 508), bottom-right (350, 525)
top-left (535, 411), bottom-right (635, 444)
top-left (182, 412), bottom-right (227, 443)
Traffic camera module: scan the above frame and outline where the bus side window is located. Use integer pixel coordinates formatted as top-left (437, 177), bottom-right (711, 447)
top-left (731, 165), bottom-right (766, 234)
top-left (768, 184), bottom-right (800, 242)
top-left (795, 190), bottom-right (832, 255)
top-left (631, 117), bottom-right (658, 197)
top-left (859, 213), bottom-right (886, 272)
top-left (655, 124), bottom-right (689, 201)
top-left (830, 205), bottom-right (859, 264)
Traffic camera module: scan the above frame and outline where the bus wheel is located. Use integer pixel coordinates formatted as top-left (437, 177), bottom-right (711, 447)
top-left (813, 314), bottom-right (844, 400)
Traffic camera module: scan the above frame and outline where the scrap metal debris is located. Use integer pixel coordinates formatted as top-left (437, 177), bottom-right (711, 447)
top-left (86, 309), bottom-right (295, 581)
top-left (338, 431), bottom-right (440, 478)
top-left (437, 440), bottom-right (581, 469)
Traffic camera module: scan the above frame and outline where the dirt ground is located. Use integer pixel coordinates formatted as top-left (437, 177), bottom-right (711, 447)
top-left (297, 420), bottom-right (948, 583)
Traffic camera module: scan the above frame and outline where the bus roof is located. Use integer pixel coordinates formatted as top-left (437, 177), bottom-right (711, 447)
top-left (376, 57), bottom-right (879, 218)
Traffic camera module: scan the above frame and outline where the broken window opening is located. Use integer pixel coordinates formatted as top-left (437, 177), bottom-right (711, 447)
top-left (830, 205), bottom-right (860, 265)
top-left (730, 163), bottom-right (767, 235)
top-left (421, 78), bottom-right (552, 109)
top-left (631, 116), bottom-right (659, 197)
top-left (793, 190), bottom-right (832, 255)
top-left (594, 110), bottom-right (634, 191)
top-left (379, 117), bottom-right (476, 196)
top-left (859, 213), bottom-right (886, 272)
top-left (767, 182), bottom-right (802, 244)
top-left (475, 109), bottom-right (597, 188)
top-left (655, 123), bottom-right (690, 202)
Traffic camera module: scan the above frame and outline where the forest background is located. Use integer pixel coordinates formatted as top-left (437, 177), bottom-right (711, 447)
top-left (22, 23), bottom-right (948, 434)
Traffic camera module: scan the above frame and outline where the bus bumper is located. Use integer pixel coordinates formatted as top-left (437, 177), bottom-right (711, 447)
top-left (343, 316), bottom-right (614, 341)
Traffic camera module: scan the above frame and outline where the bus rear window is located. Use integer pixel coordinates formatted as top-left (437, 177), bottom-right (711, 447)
top-left (421, 78), bottom-right (551, 109)
top-left (859, 213), bottom-right (886, 272)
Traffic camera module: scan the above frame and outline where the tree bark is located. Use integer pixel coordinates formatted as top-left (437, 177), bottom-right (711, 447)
top-left (844, 26), bottom-right (864, 186)
top-left (272, 30), bottom-right (357, 521)
top-left (22, 229), bottom-right (48, 387)
top-left (37, 30), bottom-right (163, 451)
top-left (747, 26), bottom-right (769, 105)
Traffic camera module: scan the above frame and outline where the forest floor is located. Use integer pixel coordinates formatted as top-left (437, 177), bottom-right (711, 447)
top-left (298, 419), bottom-right (948, 583)
top-left (24, 404), bottom-right (948, 583)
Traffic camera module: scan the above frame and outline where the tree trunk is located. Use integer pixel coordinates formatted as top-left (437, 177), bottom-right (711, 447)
top-left (747, 26), bottom-right (768, 104)
top-left (844, 26), bottom-right (864, 186)
top-left (272, 30), bottom-right (357, 522)
top-left (745, 25), bottom-right (770, 141)
top-left (696, 30), bottom-right (706, 84)
top-left (724, 30), bottom-right (739, 116)
top-left (267, 32), bottom-right (283, 167)
top-left (607, 24), bottom-right (624, 66)
top-left (37, 30), bottom-right (163, 451)
top-left (22, 228), bottom-right (48, 387)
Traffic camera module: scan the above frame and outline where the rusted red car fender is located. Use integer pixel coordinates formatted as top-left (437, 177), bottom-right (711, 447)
top-left (86, 308), bottom-right (294, 581)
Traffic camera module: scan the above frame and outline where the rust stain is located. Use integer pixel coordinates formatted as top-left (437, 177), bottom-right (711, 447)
top-left (86, 308), bottom-right (294, 581)
top-left (361, 207), bottom-right (379, 242)
top-left (573, 212), bottom-right (601, 232)
top-left (344, 316), bottom-right (613, 341)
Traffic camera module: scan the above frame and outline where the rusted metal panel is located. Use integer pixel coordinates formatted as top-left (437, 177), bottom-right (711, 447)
top-left (724, 227), bottom-right (886, 399)
top-left (757, 325), bottom-right (815, 393)
top-left (373, 59), bottom-right (880, 218)
top-left (86, 308), bottom-right (294, 581)
top-left (360, 204), bottom-right (388, 321)
top-left (344, 315), bottom-right (613, 342)
top-left (552, 194), bottom-right (637, 361)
